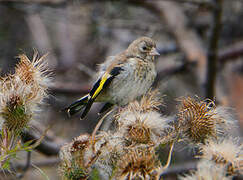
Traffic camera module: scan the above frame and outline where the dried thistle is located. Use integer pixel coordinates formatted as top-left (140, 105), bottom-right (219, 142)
top-left (127, 120), bottom-right (151, 144)
top-left (59, 134), bottom-right (91, 180)
top-left (116, 90), bottom-right (170, 145)
top-left (114, 147), bottom-right (161, 179)
top-left (1, 95), bottom-right (31, 132)
top-left (95, 132), bottom-right (125, 179)
top-left (15, 51), bottom-right (50, 85)
top-left (59, 133), bottom-right (108, 180)
top-left (0, 51), bottom-right (51, 169)
top-left (117, 110), bottom-right (170, 145)
top-left (177, 96), bottom-right (219, 143)
top-left (59, 90), bottom-right (176, 179)
top-left (179, 160), bottom-right (230, 180)
top-left (120, 89), bottom-right (162, 113)
top-left (0, 52), bottom-right (50, 133)
top-left (15, 51), bottom-right (50, 102)
top-left (199, 138), bottom-right (243, 176)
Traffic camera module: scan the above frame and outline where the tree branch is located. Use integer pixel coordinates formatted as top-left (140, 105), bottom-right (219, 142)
top-left (50, 82), bottom-right (90, 95)
top-left (21, 130), bottom-right (61, 156)
top-left (205, 0), bottom-right (223, 99)
top-left (161, 161), bottom-right (197, 177)
top-left (219, 41), bottom-right (243, 64)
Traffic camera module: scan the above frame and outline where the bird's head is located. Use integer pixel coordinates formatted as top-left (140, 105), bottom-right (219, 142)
top-left (127, 37), bottom-right (160, 61)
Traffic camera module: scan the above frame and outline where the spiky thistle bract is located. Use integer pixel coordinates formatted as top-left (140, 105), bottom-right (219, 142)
top-left (0, 51), bottom-right (50, 170)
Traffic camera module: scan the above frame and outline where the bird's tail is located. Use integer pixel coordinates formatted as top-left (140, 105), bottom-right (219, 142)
top-left (64, 94), bottom-right (89, 117)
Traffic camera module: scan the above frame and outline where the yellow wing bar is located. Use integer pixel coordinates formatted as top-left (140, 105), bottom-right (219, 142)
top-left (90, 72), bottom-right (111, 99)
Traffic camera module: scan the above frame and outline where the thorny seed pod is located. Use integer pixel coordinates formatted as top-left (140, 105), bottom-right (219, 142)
top-left (127, 120), bottom-right (151, 144)
top-left (59, 133), bottom-right (108, 180)
top-left (117, 107), bottom-right (170, 145)
top-left (15, 51), bottom-right (50, 102)
top-left (0, 52), bottom-right (50, 132)
top-left (116, 90), bottom-right (170, 145)
top-left (199, 138), bottom-right (243, 176)
top-left (177, 96), bottom-right (233, 144)
top-left (1, 95), bottom-right (31, 132)
top-left (59, 134), bottom-right (91, 180)
top-left (15, 52), bottom-right (50, 86)
top-left (114, 147), bottom-right (161, 180)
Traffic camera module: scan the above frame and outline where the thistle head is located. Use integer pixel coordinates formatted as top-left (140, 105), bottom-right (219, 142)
top-left (114, 147), bottom-right (161, 179)
top-left (177, 97), bottom-right (218, 144)
top-left (59, 134), bottom-right (91, 180)
top-left (179, 160), bottom-right (229, 180)
top-left (116, 90), bottom-right (169, 145)
top-left (15, 51), bottom-right (51, 102)
top-left (1, 94), bottom-right (31, 132)
top-left (0, 76), bottom-right (32, 132)
top-left (59, 133), bottom-right (108, 180)
top-left (0, 51), bottom-right (50, 132)
top-left (199, 138), bottom-right (243, 176)
top-left (117, 109), bottom-right (169, 145)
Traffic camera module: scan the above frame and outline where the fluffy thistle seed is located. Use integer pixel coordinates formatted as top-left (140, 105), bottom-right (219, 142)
top-left (0, 52), bottom-right (50, 132)
top-left (117, 110), bottom-right (169, 146)
top-left (116, 90), bottom-right (168, 145)
top-left (121, 89), bottom-right (162, 114)
top-left (71, 134), bottom-right (90, 152)
top-left (179, 160), bottom-right (230, 180)
top-left (59, 133), bottom-right (108, 180)
top-left (59, 134), bottom-right (92, 180)
top-left (177, 97), bottom-right (217, 143)
top-left (199, 138), bottom-right (243, 176)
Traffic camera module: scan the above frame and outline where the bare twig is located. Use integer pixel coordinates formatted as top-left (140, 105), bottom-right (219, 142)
top-left (161, 161), bottom-right (197, 177)
top-left (91, 109), bottom-right (114, 152)
top-left (0, 0), bottom-right (213, 7)
top-left (205, 0), bottom-right (223, 99)
top-left (15, 151), bottom-right (31, 179)
top-left (21, 130), bottom-right (61, 156)
top-left (219, 41), bottom-right (243, 64)
top-left (78, 64), bottom-right (96, 78)
top-left (160, 142), bottom-right (175, 173)
top-left (0, 158), bottom-right (60, 177)
top-left (50, 82), bottom-right (90, 95)
top-left (18, 158), bottom-right (60, 169)
top-left (22, 151), bottom-right (31, 172)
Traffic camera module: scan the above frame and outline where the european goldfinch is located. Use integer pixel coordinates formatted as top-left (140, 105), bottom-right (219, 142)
top-left (65, 37), bottom-right (160, 119)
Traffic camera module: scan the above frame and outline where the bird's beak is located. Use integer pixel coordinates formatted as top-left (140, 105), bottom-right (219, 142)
top-left (149, 47), bottom-right (160, 56)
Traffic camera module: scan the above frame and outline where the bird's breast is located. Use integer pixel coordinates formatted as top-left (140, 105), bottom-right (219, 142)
top-left (104, 59), bottom-right (156, 105)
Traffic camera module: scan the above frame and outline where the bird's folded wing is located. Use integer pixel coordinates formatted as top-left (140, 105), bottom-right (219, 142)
top-left (90, 66), bottom-right (123, 99)
top-left (81, 66), bottom-right (123, 119)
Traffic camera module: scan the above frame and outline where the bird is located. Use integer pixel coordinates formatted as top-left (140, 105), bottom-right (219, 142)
top-left (64, 37), bottom-right (160, 119)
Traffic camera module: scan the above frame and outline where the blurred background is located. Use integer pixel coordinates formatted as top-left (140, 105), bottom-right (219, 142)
top-left (0, 0), bottom-right (242, 179)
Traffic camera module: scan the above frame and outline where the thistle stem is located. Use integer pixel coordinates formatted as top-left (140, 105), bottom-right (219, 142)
top-left (91, 109), bottom-right (114, 152)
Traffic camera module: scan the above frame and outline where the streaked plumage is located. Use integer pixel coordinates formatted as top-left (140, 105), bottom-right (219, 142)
top-left (65, 37), bottom-right (160, 119)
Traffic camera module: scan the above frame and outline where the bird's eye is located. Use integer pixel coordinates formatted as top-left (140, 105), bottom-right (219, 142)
top-left (142, 46), bottom-right (147, 51)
